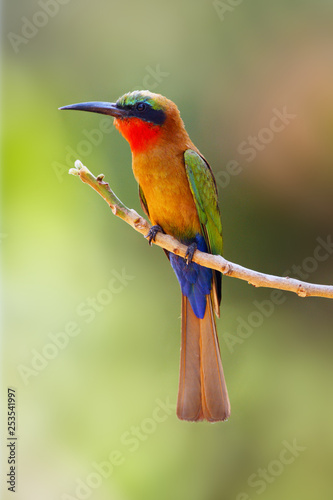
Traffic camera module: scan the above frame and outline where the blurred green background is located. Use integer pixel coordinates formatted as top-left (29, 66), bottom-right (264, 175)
top-left (2, 0), bottom-right (333, 499)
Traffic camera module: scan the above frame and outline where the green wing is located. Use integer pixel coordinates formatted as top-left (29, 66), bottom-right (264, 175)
top-left (184, 149), bottom-right (223, 314)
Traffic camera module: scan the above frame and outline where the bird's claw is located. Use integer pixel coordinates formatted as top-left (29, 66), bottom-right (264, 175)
top-left (185, 242), bottom-right (197, 265)
top-left (145, 225), bottom-right (163, 246)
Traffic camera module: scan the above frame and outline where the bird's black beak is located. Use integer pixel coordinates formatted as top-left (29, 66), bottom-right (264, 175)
top-left (59, 101), bottom-right (127, 118)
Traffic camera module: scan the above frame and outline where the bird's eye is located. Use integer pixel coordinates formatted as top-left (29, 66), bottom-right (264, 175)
top-left (136, 102), bottom-right (146, 112)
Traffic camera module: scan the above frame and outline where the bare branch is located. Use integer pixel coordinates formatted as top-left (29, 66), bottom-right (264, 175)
top-left (69, 160), bottom-right (333, 300)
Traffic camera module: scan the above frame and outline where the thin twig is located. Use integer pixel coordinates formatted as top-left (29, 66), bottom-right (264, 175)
top-left (69, 160), bottom-right (333, 299)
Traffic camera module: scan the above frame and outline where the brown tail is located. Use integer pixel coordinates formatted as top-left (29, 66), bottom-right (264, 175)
top-left (177, 294), bottom-right (230, 422)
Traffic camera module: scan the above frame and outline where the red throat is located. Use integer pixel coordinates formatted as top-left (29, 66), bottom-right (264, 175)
top-left (114, 117), bottom-right (162, 153)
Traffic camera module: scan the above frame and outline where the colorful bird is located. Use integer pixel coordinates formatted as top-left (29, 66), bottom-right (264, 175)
top-left (60, 91), bottom-right (230, 422)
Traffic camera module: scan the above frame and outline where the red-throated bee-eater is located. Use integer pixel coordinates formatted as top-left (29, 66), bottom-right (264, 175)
top-left (60, 91), bottom-right (230, 422)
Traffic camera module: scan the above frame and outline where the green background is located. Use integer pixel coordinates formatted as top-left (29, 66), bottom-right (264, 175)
top-left (2, 1), bottom-right (333, 499)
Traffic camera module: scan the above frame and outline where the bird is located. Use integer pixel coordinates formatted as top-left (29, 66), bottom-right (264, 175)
top-left (60, 90), bottom-right (230, 422)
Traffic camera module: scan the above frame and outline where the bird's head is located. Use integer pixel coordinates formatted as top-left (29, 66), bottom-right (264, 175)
top-left (60, 90), bottom-right (185, 153)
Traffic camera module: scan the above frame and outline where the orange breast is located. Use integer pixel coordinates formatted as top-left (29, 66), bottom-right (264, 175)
top-left (132, 148), bottom-right (201, 241)
top-left (115, 109), bottom-right (202, 240)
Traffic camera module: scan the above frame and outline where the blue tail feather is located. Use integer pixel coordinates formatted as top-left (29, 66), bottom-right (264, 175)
top-left (169, 234), bottom-right (212, 319)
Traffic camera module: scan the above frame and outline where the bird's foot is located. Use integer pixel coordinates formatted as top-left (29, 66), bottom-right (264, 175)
top-left (145, 225), bottom-right (164, 246)
top-left (185, 242), bottom-right (197, 265)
